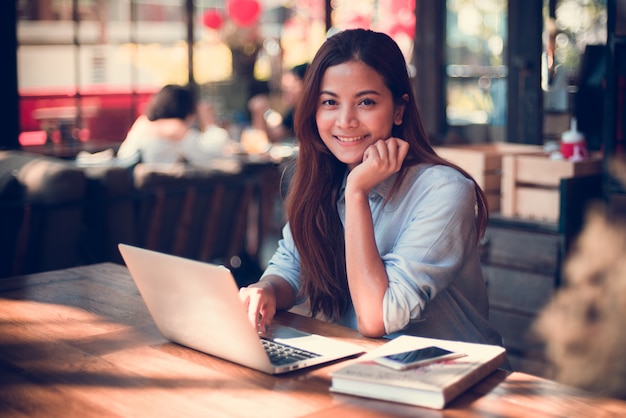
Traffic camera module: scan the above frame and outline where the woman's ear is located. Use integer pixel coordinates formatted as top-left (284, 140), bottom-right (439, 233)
top-left (394, 94), bottom-right (409, 125)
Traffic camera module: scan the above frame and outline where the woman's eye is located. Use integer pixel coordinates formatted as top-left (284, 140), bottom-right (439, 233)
top-left (359, 98), bottom-right (376, 106)
top-left (321, 98), bottom-right (337, 106)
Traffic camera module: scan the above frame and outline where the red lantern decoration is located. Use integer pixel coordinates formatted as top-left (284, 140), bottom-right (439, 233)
top-left (202, 9), bottom-right (224, 30)
top-left (227, 0), bottom-right (262, 27)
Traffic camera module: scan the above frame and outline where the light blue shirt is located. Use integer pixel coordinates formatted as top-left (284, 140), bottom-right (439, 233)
top-left (262, 163), bottom-right (503, 346)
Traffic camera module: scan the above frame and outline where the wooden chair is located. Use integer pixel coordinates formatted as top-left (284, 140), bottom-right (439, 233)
top-left (131, 163), bottom-right (263, 285)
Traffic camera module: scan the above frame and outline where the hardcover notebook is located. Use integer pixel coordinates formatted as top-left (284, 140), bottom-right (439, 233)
top-left (118, 243), bottom-right (364, 374)
top-left (330, 335), bottom-right (507, 409)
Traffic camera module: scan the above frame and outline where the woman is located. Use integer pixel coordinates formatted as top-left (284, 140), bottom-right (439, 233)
top-left (247, 63), bottom-right (309, 143)
top-left (117, 84), bottom-right (222, 164)
top-left (239, 29), bottom-right (502, 346)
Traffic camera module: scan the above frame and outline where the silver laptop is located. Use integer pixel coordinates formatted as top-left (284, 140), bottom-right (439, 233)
top-left (118, 243), bottom-right (364, 374)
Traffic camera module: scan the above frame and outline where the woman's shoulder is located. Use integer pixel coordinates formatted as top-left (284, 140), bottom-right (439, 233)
top-left (406, 162), bottom-right (470, 185)
top-left (399, 163), bottom-right (475, 200)
top-left (395, 164), bottom-right (476, 210)
top-left (153, 118), bottom-right (190, 140)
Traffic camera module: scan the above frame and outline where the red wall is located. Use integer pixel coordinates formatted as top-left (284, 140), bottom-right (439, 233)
top-left (20, 89), bottom-right (155, 143)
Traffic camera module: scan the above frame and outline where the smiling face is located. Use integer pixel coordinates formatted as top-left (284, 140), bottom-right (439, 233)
top-left (315, 60), bottom-right (405, 170)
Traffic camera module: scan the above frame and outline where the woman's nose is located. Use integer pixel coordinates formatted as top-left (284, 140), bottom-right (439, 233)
top-left (336, 107), bottom-right (358, 128)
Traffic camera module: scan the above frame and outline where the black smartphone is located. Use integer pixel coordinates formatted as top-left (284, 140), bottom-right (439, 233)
top-left (373, 346), bottom-right (466, 371)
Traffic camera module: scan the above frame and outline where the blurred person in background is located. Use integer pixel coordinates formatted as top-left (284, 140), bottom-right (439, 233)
top-left (196, 99), bottom-right (234, 155)
top-left (248, 63), bottom-right (309, 143)
top-left (117, 84), bottom-right (226, 165)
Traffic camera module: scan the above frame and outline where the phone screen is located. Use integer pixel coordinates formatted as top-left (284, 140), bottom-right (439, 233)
top-left (374, 346), bottom-right (464, 370)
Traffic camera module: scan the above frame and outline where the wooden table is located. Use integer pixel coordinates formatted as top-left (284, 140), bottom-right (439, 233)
top-left (1, 263), bottom-right (625, 417)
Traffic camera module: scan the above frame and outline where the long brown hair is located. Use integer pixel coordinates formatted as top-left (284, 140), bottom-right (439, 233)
top-left (286, 29), bottom-right (488, 321)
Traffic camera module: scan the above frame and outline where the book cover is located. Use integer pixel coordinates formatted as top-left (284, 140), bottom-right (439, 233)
top-left (330, 335), bottom-right (507, 409)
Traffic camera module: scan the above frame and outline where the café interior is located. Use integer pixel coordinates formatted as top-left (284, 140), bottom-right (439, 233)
top-left (2, 0), bottom-right (626, 410)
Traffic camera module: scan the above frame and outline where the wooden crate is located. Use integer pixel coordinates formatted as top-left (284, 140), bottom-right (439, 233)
top-left (501, 154), bottom-right (603, 222)
top-left (434, 143), bottom-right (544, 212)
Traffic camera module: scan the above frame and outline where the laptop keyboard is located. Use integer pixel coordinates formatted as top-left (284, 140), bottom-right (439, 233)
top-left (260, 338), bottom-right (321, 365)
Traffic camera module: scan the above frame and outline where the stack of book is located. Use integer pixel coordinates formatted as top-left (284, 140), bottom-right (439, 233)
top-left (330, 335), bottom-right (507, 410)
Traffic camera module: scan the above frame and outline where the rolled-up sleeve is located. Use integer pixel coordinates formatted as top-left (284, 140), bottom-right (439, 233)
top-left (261, 223), bottom-right (304, 302)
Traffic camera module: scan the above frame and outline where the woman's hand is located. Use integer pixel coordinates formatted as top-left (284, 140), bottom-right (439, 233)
top-left (347, 137), bottom-right (409, 194)
top-left (238, 281), bottom-right (277, 333)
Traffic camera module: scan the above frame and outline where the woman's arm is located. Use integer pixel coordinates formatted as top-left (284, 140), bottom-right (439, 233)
top-left (239, 224), bottom-right (301, 332)
top-left (344, 186), bottom-right (388, 336)
top-left (344, 138), bottom-right (409, 337)
top-left (116, 116), bottom-right (149, 160)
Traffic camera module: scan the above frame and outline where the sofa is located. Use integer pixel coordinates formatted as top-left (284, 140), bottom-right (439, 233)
top-left (0, 150), bottom-right (285, 286)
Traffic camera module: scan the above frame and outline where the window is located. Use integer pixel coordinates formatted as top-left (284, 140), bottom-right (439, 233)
top-left (17, 0), bottom-right (417, 147)
top-left (445, 0), bottom-right (507, 133)
top-left (17, 0), bottom-right (188, 145)
top-left (542, 0), bottom-right (607, 149)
